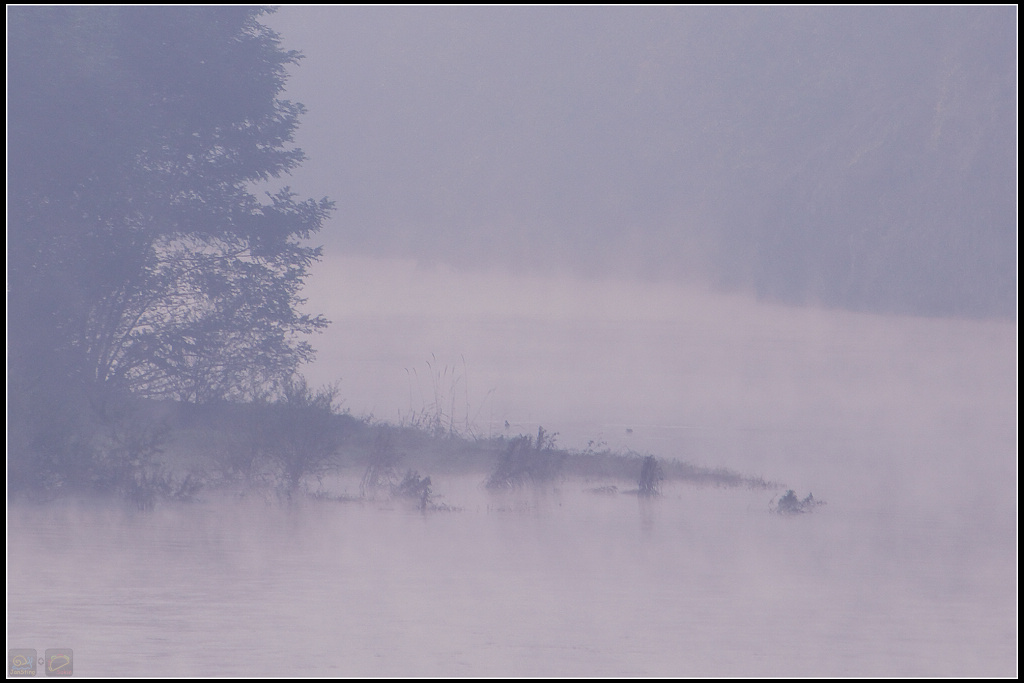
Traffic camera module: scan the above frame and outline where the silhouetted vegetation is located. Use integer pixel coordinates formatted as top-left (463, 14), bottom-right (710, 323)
top-left (773, 490), bottom-right (826, 514)
top-left (7, 7), bottom-right (803, 512)
top-left (257, 378), bottom-right (346, 495)
top-left (638, 455), bottom-right (665, 497)
top-left (558, 449), bottom-right (775, 490)
top-left (8, 377), bottom-right (792, 509)
top-left (392, 470), bottom-right (433, 511)
top-left (485, 427), bottom-right (565, 490)
top-left (8, 7), bottom-right (332, 502)
top-left (359, 433), bottom-right (404, 499)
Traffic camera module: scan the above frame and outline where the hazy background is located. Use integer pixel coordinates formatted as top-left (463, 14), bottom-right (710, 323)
top-left (8, 7), bottom-right (1017, 677)
top-left (263, 6), bottom-right (1015, 318)
top-left (256, 5), bottom-right (1016, 469)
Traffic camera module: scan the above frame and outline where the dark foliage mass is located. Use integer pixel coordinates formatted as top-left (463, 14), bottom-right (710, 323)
top-left (486, 427), bottom-right (565, 490)
top-left (8, 7), bottom-right (333, 497)
top-left (7, 7), bottom-right (816, 509)
top-left (774, 490), bottom-right (826, 514)
top-left (637, 455), bottom-right (665, 497)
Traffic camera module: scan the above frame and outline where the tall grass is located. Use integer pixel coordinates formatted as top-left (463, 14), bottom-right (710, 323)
top-left (401, 354), bottom-right (468, 437)
top-left (400, 354), bottom-right (500, 440)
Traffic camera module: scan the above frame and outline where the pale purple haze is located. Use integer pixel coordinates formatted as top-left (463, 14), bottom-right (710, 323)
top-left (7, 6), bottom-right (1016, 677)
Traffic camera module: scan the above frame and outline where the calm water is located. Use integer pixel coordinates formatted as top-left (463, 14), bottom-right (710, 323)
top-left (7, 261), bottom-right (1017, 676)
top-left (7, 482), bottom-right (1015, 677)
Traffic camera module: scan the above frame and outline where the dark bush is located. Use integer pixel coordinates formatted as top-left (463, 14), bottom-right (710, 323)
top-left (774, 490), bottom-right (825, 514)
top-left (256, 377), bottom-right (347, 494)
top-left (638, 455), bottom-right (664, 496)
top-left (392, 470), bottom-right (432, 511)
top-left (485, 427), bottom-right (564, 490)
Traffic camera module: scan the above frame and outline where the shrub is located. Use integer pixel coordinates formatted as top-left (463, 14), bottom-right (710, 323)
top-left (360, 432), bottom-right (403, 498)
top-left (773, 490), bottom-right (825, 514)
top-left (89, 392), bottom-right (204, 510)
top-left (392, 470), bottom-right (432, 511)
top-left (256, 376), bottom-right (347, 495)
top-left (485, 426), bottom-right (563, 490)
top-left (638, 455), bottom-right (664, 496)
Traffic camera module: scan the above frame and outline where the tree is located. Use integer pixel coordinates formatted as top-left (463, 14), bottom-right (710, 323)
top-left (9, 6), bottom-right (331, 397)
top-left (8, 7), bottom-right (333, 488)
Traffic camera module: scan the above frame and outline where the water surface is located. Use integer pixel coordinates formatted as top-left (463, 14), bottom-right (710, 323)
top-left (8, 261), bottom-right (1016, 676)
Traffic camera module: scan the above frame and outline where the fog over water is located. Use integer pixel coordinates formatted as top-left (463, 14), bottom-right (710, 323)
top-left (7, 481), bottom-right (1015, 676)
top-left (301, 256), bottom-right (1014, 495)
top-left (10, 258), bottom-right (1016, 676)
top-left (7, 6), bottom-right (1017, 677)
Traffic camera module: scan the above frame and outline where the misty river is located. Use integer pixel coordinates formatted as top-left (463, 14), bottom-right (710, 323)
top-left (7, 260), bottom-right (1016, 676)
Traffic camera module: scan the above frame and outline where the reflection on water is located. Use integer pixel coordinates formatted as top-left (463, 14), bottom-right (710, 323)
top-left (7, 481), bottom-right (1015, 676)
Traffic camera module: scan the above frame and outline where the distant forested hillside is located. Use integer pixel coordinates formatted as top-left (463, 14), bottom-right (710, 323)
top-left (279, 6), bottom-right (1016, 317)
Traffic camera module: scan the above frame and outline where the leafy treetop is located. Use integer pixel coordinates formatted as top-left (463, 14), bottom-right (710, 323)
top-left (8, 6), bottom-right (334, 403)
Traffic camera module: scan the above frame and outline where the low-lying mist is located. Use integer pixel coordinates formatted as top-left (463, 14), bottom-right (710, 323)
top-left (302, 255), bottom-right (1015, 510)
top-left (9, 6), bottom-right (1015, 676)
top-left (9, 255), bottom-right (1014, 676)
